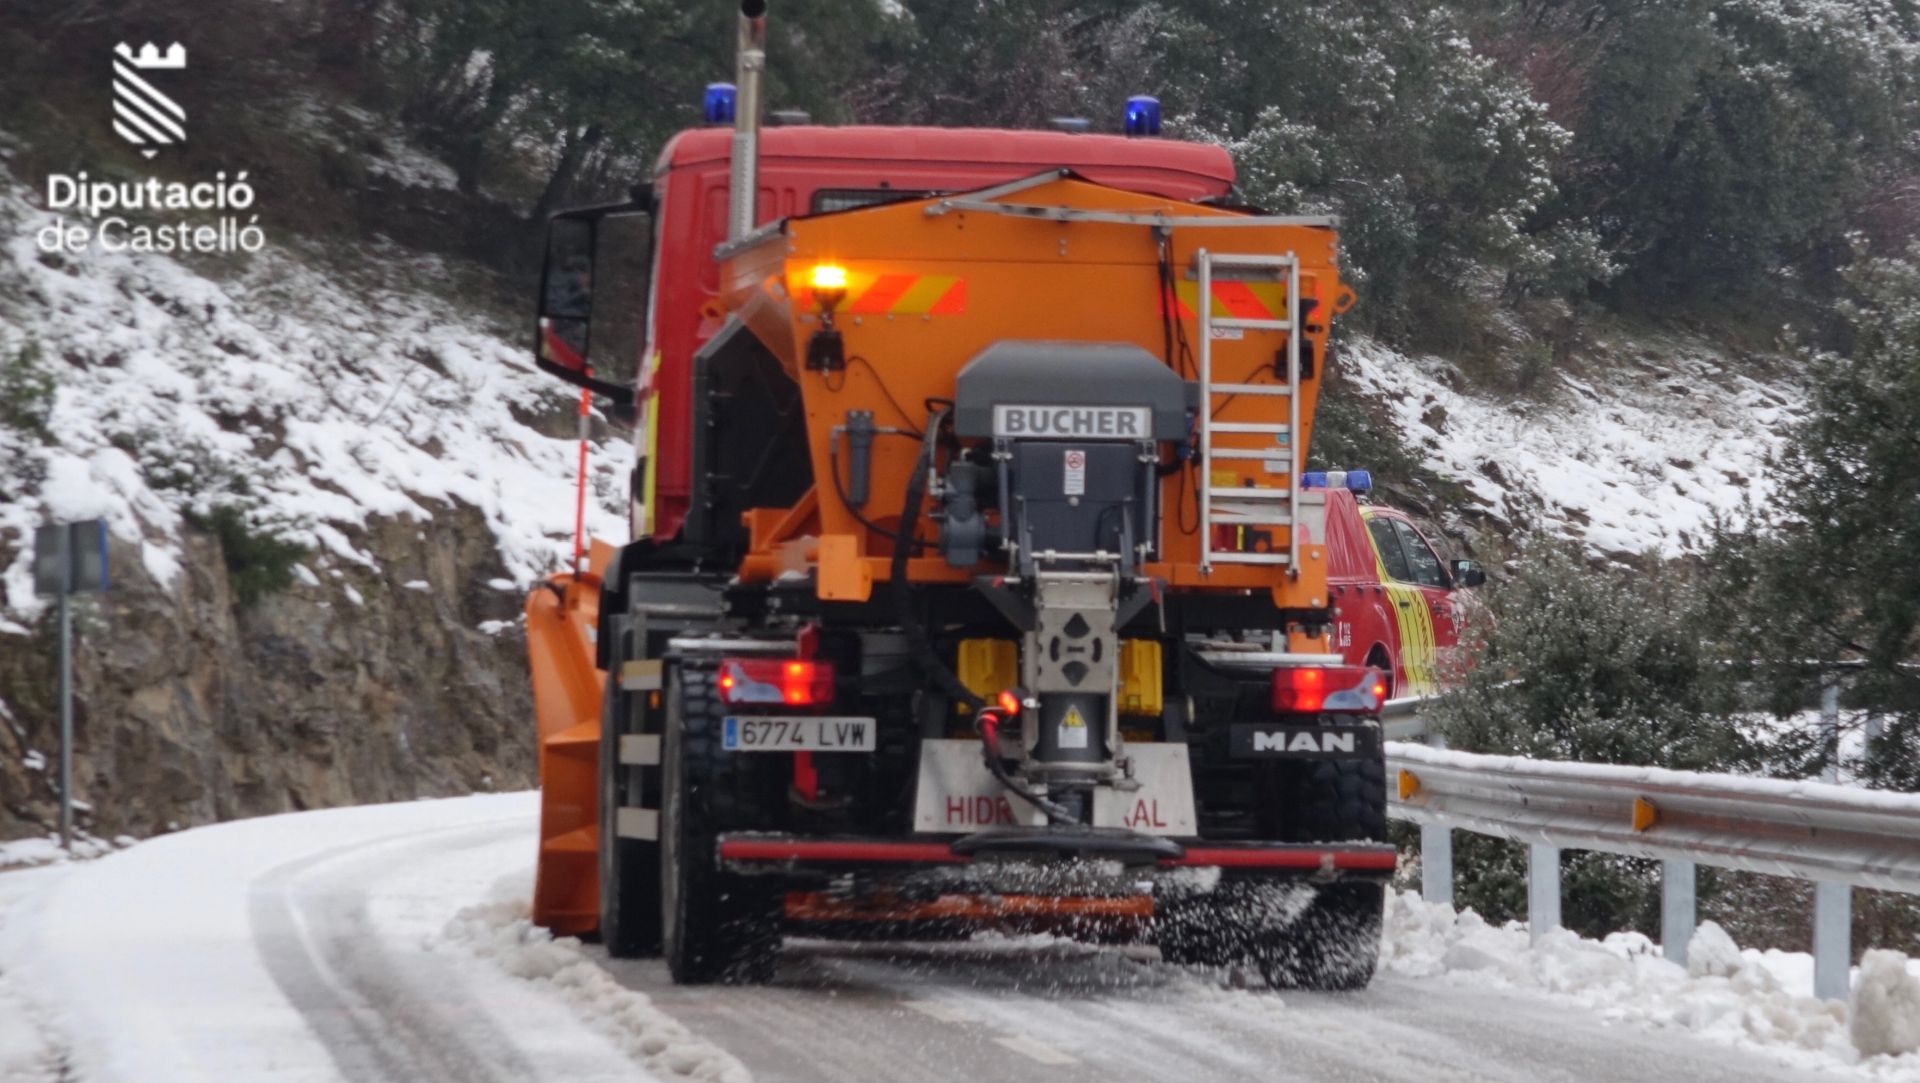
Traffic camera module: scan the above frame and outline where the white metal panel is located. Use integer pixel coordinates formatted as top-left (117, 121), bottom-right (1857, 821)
top-left (910, 739), bottom-right (1196, 836)
top-left (1090, 744), bottom-right (1197, 836)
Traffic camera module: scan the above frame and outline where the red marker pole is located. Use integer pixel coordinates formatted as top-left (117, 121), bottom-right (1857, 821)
top-left (572, 384), bottom-right (591, 577)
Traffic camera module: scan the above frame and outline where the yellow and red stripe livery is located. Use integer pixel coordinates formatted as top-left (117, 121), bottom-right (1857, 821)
top-left (835, 272), bottom-right (969, 315)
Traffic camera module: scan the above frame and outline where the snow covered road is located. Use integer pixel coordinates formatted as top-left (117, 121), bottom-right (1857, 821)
top-left (0, 794), bottom-right (739, 1082)
top-left (610, 936), bottom-right (1841, 1083)
top-left (0, 794), bottom-right (1901, 1082)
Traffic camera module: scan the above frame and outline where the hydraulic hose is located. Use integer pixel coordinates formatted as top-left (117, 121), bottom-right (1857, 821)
top-left (973, 707), bottom-right (1076, 824)
top-left (892, 408), bottom-right (981, 710)
top-left (891, 409), bottom-right (1073, 825)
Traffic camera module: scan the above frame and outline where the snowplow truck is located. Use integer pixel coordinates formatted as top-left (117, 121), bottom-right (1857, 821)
top-left (523, 1), bottom-right (1393, 990)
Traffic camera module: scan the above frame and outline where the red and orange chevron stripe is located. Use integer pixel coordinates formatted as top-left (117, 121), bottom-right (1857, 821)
top-left (839, 273), bottom-right (968, 316)
top-left (1164, 279), bottom-right (1293, 321)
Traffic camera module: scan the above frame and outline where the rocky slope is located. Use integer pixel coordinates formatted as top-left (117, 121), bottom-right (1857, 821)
top-left (1, 509), bottom-right (533, 836)
top-left (0, 158), bottom-right (625, 843)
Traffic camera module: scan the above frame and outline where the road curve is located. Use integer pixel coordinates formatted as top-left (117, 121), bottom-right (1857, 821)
top-left (0, 795), bottom-right (656, 1083)
top-left (249, 822), bottom-right (551, 1082)
top-left (0, 797), bottom-right (1857, 1083)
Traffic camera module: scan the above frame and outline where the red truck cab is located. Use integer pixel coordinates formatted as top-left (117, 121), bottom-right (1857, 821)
top-left (1313, 471), bottom-right (1485, 697)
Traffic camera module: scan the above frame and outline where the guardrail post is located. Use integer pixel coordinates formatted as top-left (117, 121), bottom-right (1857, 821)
top-left (1421, 734), bottom-right (1454, 907)
top-left (1660, 859), bottom-right (1695, 966)
top-left (1820, 684), bottom-right (1841, 778)
top-left (1809, 681), bottom-right (1853, 1000)
top-left (1813, 881), bottom-right (1852, 1000)
top-left (1528, 844), bottom-right (1561, 943)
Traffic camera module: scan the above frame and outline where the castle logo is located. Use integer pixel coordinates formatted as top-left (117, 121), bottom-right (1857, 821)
top-left (112, 42), bottom-right (186, 159)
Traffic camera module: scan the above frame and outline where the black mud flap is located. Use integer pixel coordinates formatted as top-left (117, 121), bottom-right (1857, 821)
top-left (1228, 723), bottom-right (1383, 759)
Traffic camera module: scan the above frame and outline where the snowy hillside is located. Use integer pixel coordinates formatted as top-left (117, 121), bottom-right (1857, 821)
top-left (0, 156), bottom-right (631, 841)
top-left (0, 173), bottom-right (627, 629)
top-left (1341, 337), bottom-right (1797, 557)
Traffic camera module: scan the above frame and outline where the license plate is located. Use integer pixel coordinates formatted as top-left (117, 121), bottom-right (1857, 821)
top-left (722, 716), bottom-right (877, 752)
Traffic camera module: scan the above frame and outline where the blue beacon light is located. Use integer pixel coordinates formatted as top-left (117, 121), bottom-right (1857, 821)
top-left (1300, 470), bottom-right (1372, 492)
top-left (704, 83), bottom-right (738, 125)
top-left (1125, 95), bottom-right (1162, 137)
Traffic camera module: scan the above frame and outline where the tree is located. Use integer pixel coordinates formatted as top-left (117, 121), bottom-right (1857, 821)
top-left (1481, 0), bottom-right (1920, 301)
top-left (1171, 2), bottom-right (1584, 340)
top-left (851, 2), bottom-right (1204, 130)
top-left (1713, 247), bottom-right (1920, 791)
top-left (382, 0), bottom-right (904, 217)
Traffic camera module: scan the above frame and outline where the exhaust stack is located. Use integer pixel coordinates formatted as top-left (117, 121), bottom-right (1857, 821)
top-left (728, 0), bottom-right (768, 241)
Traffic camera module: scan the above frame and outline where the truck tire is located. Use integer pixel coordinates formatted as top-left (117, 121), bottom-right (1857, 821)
top-left (1159, 750), bottom-right (1387, 985)
top-left (1258, 752), bottom-right (1387, 989)
top-left (1157, 879), bottom-right (1383, 990)
top-left (599, 667), bottom-right (661, 958)
top-left (1271, 754), bottom-right (1388, 845)
top-left (660, 660), bottom-right (781, 984)
top-left (1254, 882), bottom-right (1383, 991)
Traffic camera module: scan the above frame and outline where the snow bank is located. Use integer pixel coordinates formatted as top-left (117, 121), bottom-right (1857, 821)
top-left (1687, 920), bottom-right (1745, 978)
top-left (0, 832), bottom-right (131, 869)
top-left (1853, 950), bottom-right (1920, 1059)
top-left (1383, 891), bottom-right (1920, 1079)
top-left (1345, 338), bottom-right (1794, 555)
top-left (0, 173), bottom-right (626, 621)
top-left (440, 894), bottom-right (751, 1083)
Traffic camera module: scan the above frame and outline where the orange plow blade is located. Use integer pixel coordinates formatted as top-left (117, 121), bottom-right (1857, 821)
top-left (527, 540), bottom-right (615, 936)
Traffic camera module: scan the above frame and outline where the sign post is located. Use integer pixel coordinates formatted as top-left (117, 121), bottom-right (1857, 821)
top-left (32, 519), bottom-right (109, 852)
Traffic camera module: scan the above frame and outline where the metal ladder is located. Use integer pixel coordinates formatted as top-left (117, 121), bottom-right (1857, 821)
top-left (1194, 248), bottom-right (1302, 574)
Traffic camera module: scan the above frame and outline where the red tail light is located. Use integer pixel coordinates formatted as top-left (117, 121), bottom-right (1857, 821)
top-left (717, 658), bottom-right (836, 707)
top-left (1272, 665), bottom-right (1386, 715)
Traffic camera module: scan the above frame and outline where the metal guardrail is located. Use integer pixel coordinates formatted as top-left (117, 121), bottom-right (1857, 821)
top-left (1379, 705), bottom-right (1920, 1000)
top-left (1386, 742), bottom-right (1920, 893)
top-left (1378, 695), bottom-right (1430, 741)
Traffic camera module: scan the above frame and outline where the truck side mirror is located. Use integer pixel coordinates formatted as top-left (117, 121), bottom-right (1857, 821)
top-left (534, 196), bottom-right (651, 419)
top-left (1450, 559), bottom-right (1486, 589)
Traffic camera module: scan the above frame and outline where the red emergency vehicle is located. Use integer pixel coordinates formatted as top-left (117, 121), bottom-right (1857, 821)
top-left (1311, 471), bottom-right (1485, 697)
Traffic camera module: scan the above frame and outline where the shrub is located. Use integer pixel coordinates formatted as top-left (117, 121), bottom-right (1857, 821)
top-left (1431, 541), bottom-right (1752, 769)
top-left (1428, 540), bottom-right (1757, 935)
top-left (0, 340), bottom-right (55, 438)
top-left (187, 505), bottom-right (309, 608)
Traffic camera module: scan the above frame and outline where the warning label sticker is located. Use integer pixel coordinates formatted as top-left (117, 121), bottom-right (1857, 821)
top-left (1058, 703), bottom-right (1089, 749)
top-left (1063, 449), bottom-right (1086, 496)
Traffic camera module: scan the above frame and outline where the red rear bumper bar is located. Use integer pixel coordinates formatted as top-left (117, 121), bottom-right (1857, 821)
top-left (717, 836), bottom-right (1398, 872)
top-left (724, 839), bottom-right (967, 864)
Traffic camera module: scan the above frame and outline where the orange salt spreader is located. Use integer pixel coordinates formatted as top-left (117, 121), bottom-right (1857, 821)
top-left (520, 0), bottom-right (1394, 990)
